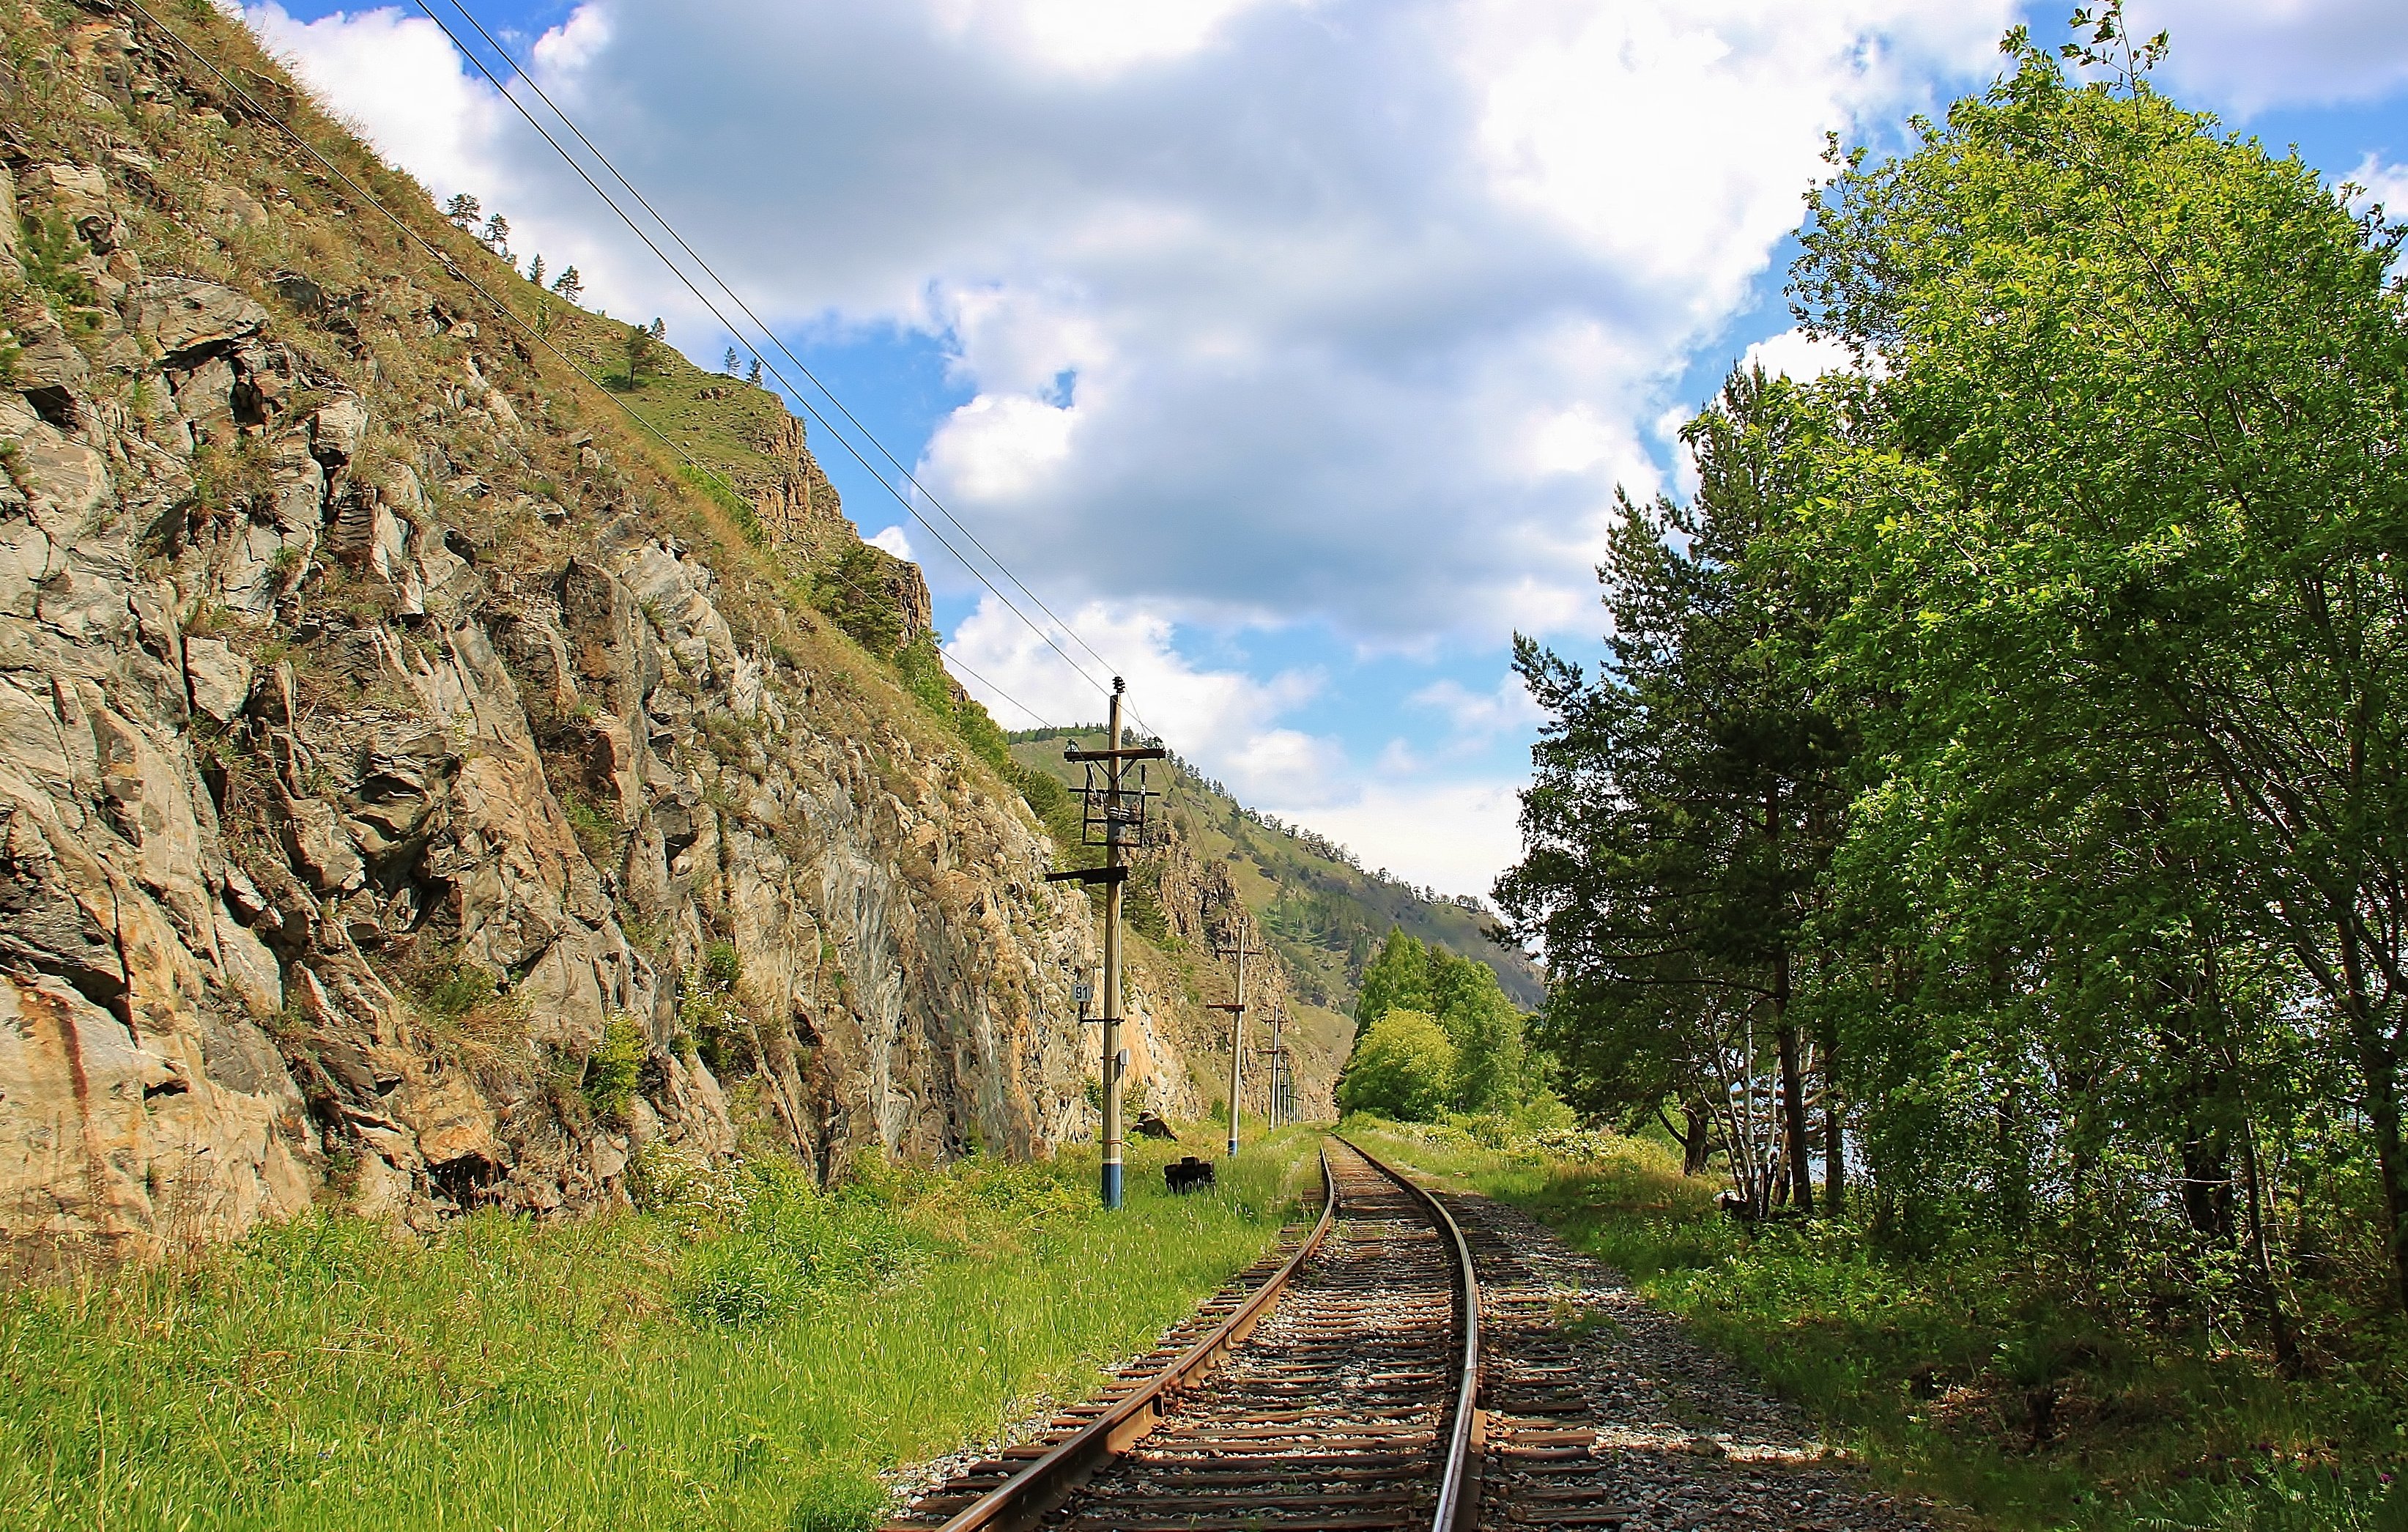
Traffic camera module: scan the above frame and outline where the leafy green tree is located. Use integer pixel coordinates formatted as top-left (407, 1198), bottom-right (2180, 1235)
top-left (1498, 365), bottom-right (1851, 1213)
top-left (1336, 1010), bottom-right (1455, 1122)
top-left (623, 322), bottom-right (659, 388)
top-left (1354, 930), bottom-right (1434, 1027)
top-left (1793, 21), bottom-right (2408, 1312)
top-left (818, 542), bottom-right (903, 657)
top-left (1437, 957), bottom-right (1528, 1114)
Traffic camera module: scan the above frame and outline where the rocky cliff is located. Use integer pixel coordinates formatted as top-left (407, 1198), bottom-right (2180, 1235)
top-left (0, 0), bottom-right (1207, 1258)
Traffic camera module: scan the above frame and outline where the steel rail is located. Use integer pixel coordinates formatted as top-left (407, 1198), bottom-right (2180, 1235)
top-left (929, 1150), bottom-right (1342, 1532)
top-left (1337, 1136), bottom-right (1485, 1532)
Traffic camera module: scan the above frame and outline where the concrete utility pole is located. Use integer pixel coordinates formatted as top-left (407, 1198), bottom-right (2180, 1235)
top-left (1212, 922), bottom-right (1266, 1158)
top-left (1049, 678), bottom-right (1166, 1208)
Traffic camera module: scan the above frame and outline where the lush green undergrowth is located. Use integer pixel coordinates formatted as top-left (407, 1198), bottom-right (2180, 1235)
top-left (1344, 1115), bottom-right (2408, 1532)
top-left (0, 1128), bottom-right (1324, 1532)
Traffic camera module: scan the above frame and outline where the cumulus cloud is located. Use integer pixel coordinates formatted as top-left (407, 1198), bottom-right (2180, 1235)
top-left (1269, 779), bottom-right (1529, 901)
top-left (242, 3), bottom-right (505, 197)
top-left (944, 596), bottom-right (1340, 802)
top-left (248, 0), bottom-right (2018, 646)
top-left (2131, 0), bottom-right (2408, 113)
top-left (866, 525), bottom-right (914, 560)
top-left (242, 0), bottom-right (2408, 895)
top-left (2345, 153), bottom-right (2408, 218)
top-left (1740, 328), bottom-right (1856, 382)
top-left (1411, 674), bottom-right (1544, 748)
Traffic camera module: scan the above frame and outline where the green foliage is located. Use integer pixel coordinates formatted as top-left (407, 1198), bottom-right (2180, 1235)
top-left (188, 437), bottom-right (277, 518)
top-left (582, 1012), bottom-right (646, 1122)
top-left (421, 961), bottom-right (500, 1021)
top-left (1346, 930), bottom-right (1532, 1114)
top-left (619, 319), bottom-right (660, 388)
top-left (557, 785), bottom-right (620, 864)
top-left (704, 939), bottom-right (744, 991)
top-left (678, 1164), bottom-right (925, 1328)
top-left (675, 462), bottom-right (770, 547)
top-left (896, 634), bottom-right (953, 717)
top-left (1354, 928), bottom-right (1435, 1026)
top-left (19, 214), bottom-right (95, 314)
top-left (1336, 1008), bottom-right (1456, 1121)
top-left (816, 543), bottom-right (903, 657)
top-left (0, 1137), bottom-right (1313, 1530)
top-left (1500, 19), bottom-right (2408, 1495)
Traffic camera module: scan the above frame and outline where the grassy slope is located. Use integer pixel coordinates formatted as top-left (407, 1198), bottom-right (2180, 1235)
top-left (1347, 1118), bottom-right (2408, 1532)
top-left (0, 1131), bottom-right (1326, 1532)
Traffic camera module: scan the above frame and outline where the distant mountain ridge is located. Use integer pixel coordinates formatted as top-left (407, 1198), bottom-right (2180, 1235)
top-left (1007, 728), bottom-right (1542, 1017)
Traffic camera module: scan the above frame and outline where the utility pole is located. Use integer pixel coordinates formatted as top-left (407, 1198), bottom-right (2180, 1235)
top-left (1212, 922), bottom-right (1265, 1158)
top-left (1264, 996), bottom-right (1289, 1128)
top-left (1047, 678), bottom-right (1165, 1208)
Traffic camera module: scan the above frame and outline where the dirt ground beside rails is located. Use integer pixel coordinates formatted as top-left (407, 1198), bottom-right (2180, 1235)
top-left (1450, 1192), bottom-right (1944, 1532)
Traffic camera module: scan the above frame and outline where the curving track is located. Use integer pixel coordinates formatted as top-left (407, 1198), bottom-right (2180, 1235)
top-left (885, 1138), bottom-right (1480, 1532)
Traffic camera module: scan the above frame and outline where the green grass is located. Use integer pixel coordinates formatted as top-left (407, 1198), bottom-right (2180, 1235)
top-left (0, 1130), bottom-right (1325, 1531)
top-left (1345, 1116), bottom-right (2408, 1532)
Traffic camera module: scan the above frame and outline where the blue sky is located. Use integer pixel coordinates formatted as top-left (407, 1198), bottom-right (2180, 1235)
top-left (240, 0), bottom-right (2408, 897)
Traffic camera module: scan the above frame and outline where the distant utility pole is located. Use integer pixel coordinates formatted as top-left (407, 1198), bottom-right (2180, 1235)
top-left (1262, 996), bottom-right (1290, 1128)
top-left (1047, 678), bottom-right (1166, 1209)
top-left (1212, 921), bottom-right (1266, 1158)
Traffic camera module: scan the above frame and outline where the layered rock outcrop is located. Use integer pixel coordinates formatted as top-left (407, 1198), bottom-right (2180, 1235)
top-left (0, 0), bottom-right (1203, 1256)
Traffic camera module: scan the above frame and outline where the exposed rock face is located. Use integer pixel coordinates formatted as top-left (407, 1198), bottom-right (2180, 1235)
top-left (0, 3), bottom-right (1198, 1257)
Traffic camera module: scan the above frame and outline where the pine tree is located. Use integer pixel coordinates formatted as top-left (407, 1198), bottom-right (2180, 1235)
top-left (527, 254), bottom-right (546, 289)
top-left (551, 265), bottom-right (584, 303)
top-left (623, 321), bottom-right (656, 388)
top-left (444, 192), bottom-right (481, 229)
top-left (723, 347), bottom-right (739, 374)
top-left (481, 213), bottom-right (511, 256)
top-left (747, 357), bottom-right (762, 386)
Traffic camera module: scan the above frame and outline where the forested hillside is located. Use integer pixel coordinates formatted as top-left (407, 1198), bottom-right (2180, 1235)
top-left (1009, 727), bottom-right (1540, 1013)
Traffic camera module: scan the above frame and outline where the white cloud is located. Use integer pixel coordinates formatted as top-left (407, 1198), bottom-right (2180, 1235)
top-left (921, 392), bottom-right (1079, 502)
top-left (867, 525), bottom-right (914, 560)
top-left (245, 0), bottom-right (2019, 648)
top-left (1270, 779), bottom-right (1527, 901)
top-left (1411, 673), bottom-right (1544, 747)
top-left (2131, 0), bottom-right (2408, 113)
top-left (1741, 328), bottom-right (1855, 382)
top-left (944, 596), bottom-right (1338, 801)
top-left (242, 4), bottom-right (505, 199)
top-left (2346, 153), bottom-right (2408, 219)
top-left (930, 0), bottom-right (1300, 78)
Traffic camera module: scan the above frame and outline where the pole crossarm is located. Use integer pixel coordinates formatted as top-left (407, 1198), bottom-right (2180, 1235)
top-left (1044, 866), bottom-right (1130, 885)
top-left (1064, 745), bottom-right (1171, 762)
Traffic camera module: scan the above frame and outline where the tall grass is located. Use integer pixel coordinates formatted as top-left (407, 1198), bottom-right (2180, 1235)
top-left (1349, 1115), bottom-right (2408, 1532)
top-left (0, 1131), bottom-right (1322, 1531)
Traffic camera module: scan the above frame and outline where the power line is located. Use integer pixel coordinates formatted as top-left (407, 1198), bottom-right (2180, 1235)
top-left (429, 0), bottom-right (1127, 695)
top-left (414, 0), bottom-right (1130, 727)
top-left (119, 0), bottom-right (1059, 736)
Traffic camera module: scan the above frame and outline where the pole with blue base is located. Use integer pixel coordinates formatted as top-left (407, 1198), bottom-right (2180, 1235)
top-left (1051, 680), bottom-right (1167, 1210)
top-left (1101, 681), bottom-right (1126, 1208)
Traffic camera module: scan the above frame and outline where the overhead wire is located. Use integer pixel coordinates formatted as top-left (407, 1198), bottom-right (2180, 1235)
top-left (426, 0), bottom-right (1128, 693)
top-left (412, 0), bottom-right (1139, 733)
top-left (117, 0), bottom-right (1059, 733)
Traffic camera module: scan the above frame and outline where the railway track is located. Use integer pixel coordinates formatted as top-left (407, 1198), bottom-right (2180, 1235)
top-left (885, 1136), bottom-right (1481, 1532)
